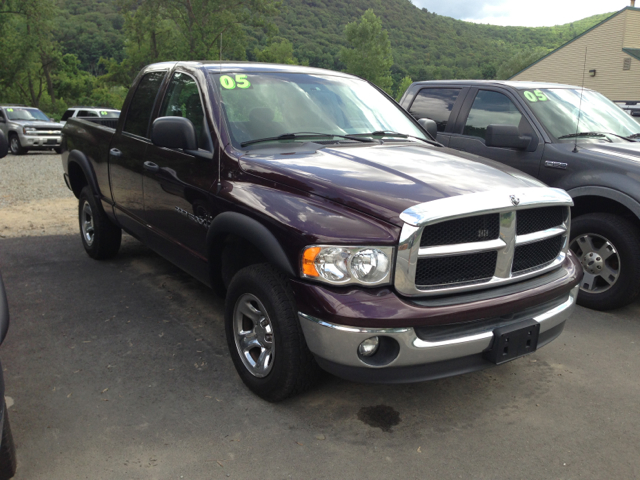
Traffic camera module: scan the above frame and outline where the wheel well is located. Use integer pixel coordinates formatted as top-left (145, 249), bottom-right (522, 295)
top-left (209, 234), bottom-right (268, 297)
top-left (68, 161), bottom-right (89, 198)
top-left (572, 195), bottom-right (640, 231)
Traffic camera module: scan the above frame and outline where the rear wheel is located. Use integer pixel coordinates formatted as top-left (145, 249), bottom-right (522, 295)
top-left (225, 264), bottom-right (321, 402)
top-left (570, 213), bottom-right (640, 310)
top-left (8, 134), bottom-right (26, 155)
top-left (0, 400), bottom-right (17, 480)
top-left (78, 186), bottom-right (122, 260)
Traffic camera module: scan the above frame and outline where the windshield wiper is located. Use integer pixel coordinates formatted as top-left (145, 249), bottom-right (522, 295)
top-left (241, 132), bottom-right (376, 147)
top-left (350, 130), bottom-right (432, 144)
top-left (627, 133), bottom-right (640, 139)
top-left (558, 131), bottom-right (635, 142)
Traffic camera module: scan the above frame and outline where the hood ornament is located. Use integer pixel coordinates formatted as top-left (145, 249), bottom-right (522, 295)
top-left (510, 195), bottom-right (520, 206)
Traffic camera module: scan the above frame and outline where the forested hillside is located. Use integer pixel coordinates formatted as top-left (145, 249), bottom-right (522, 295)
top-left (0, 0), bottom-right (613, 118)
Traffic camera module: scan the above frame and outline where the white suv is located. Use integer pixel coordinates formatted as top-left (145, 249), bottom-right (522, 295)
top-left (60, 107), bottom-right (120, 124)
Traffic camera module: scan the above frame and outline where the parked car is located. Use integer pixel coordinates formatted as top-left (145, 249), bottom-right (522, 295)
top-left (0, 131), bottom-right (18, 479)
top-left (60, 107), bottom-right (120, 125)
top-left (400, 80), bottom-right (640, 310)
top-left (616, 102), bottom-right (640, 123)
top-left (61, 63), bottom-right (581, 401)
top-left (0, 105), bottom-right (63, 155)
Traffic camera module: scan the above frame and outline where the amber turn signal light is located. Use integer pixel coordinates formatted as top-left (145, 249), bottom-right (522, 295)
top-left (302, 246), bottom-right (321, 277)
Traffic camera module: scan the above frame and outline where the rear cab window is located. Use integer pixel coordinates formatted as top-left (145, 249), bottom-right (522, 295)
top-left (409, 88), bottom-right (461, 132)
top-left (123, 71), bottom-right (166, 138)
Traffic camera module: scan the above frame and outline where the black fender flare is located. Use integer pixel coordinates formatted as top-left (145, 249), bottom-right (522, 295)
top-left (206, 212), bottom-right (296, 292)
top-left (67, 149), bottom-right (102, 199)
top-left (568, 186), bottom-right (640, 221)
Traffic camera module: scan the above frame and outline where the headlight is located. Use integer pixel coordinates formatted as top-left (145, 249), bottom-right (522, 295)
top-left (301, 245), bottom-right (394, 286)
top-left (23, 127), bottom-right (36, 134)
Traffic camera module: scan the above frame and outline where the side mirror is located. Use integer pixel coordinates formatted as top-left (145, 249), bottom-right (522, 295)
top-left (0, 131), bottom-right (7, 159)
top-left (151, 116), bottom-right (197, 151)
top-left (418, 118), bottom-right (437, 140)
top-left (485, 124), bottom-right (531, 150)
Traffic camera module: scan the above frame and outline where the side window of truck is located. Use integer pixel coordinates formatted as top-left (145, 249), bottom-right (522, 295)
top-left (78, 110), bottom-right (98, 117)
top-left (159, 72), bottom-right (211, 151)
top-left (61, 110), bottom-right (74, 121)
top-left (408, 88), bottom-right (461, 132)
top-left (463, 90), bottom-right (523, 139)
top-left (123, 71), bottom-right (166, 138)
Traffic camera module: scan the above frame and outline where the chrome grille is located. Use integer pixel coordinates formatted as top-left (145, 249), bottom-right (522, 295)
top-left (34, 128), bottom-right (61, 136)
top-left (395, 188), bottom-right (573, 297)
top-left (420, 213), bottom-right (500, 247)
top-left (415, 251), bottom-right (497, 287)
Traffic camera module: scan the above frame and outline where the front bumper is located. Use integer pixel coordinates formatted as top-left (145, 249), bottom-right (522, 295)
top-left (21, 134), bottom-right (61, 148)
top-left (299, 285), bottom-right (579, 383)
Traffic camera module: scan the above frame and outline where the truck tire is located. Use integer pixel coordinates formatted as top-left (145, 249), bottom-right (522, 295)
top-left (78, 186), bottom-right (122, 260)
top-left (569, 213), bottom-right (640, 310)
top-left (225, 263), bottom-right (321, 402)
top-left (8, 134), bottom-right (26, 155)
top-left (0, 400), bottom-right (17, 480)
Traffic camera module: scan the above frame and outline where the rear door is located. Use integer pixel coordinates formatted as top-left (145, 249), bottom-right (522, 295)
top-left (142, 70), bottom-right (218, 262)
top-left (406, 86), bottom-right (468, 146)
top-left (109, 69), bottom-right (167, 235)
top-left (448, 87), bottom-right (544, 177)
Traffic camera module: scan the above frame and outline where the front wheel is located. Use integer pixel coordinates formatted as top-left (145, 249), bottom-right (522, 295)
top-left (8, 134), bottom-right (26, 155)
top-left (224, 264), bottom-right (321, 402)
top-left (570, 213), bottom-right (640, 310)
top-left (78, 186), bottom-right (122, 260)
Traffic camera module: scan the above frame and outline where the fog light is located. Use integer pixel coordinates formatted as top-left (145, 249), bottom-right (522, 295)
top-left (358, 337), bottom-right (379, 357)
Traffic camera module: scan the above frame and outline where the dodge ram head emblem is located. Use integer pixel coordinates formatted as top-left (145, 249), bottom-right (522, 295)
top-left (510, 195), bottom-right (520, 206)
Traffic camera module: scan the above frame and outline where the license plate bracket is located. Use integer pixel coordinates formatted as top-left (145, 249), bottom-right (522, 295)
top-left (483, 319), bottom-right (540, 365)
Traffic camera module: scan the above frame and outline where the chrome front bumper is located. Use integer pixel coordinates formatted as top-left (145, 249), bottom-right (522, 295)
top-left (299, 285), bottom-right (578, 370)
top-left (22, 135), bottom-right (61, 147)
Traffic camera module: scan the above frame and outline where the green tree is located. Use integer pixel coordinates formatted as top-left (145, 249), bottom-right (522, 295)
top-left (339, 9), bottom-right (394, 93)
top-left (255, 38), bottom-right (298, 64)
top-left (395, 76), bottom-right (413, 102)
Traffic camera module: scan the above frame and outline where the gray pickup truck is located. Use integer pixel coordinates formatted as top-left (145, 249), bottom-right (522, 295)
top-left (0, 105), bottom-right (63, 155)
top-left (400, 81), bottom-right (640, 310)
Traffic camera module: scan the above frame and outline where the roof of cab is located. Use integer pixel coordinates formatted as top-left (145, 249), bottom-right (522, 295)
top-left (147, 61), bottom-right (356, 78)
top-left (411, 79), bottom-right (586, 91)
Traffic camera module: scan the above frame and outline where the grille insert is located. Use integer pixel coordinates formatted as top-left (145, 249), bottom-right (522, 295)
top-left (513, 235), bottom-right (564, 273)
top-left (420, 214), bottom-right (500, 247)
top-left (415, 251), bottom-right (497, 287)
top-left (517, 207), bottom-right (565, 236)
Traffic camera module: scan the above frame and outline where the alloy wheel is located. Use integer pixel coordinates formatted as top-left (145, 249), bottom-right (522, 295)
top-left (81, 200), bottom-right (95, 246)
top-left (232, 293), bottom-right (275, 378)
top-left (570, 233), bottom-right (620, 293)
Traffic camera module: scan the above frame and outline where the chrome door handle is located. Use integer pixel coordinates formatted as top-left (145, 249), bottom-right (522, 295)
top-left (143, 161), bottom-right (160, 172)
top-left (109, 148), bottom-right (122, 158)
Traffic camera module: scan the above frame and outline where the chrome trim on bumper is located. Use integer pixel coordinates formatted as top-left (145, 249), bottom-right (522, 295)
top-left (299, 285), bottom-right (578, 369)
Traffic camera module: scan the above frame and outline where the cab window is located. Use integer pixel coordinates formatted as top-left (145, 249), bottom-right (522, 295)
top-left (463, 90), bottom-right (523, 139)
top-left (409, 88), bottom-right (461, 132)
top-left (123, 71), bottom-right (166, 138)
top-left (159, 72), bottom-right (211, 151)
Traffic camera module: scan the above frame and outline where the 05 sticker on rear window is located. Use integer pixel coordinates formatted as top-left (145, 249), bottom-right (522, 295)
top-left (220, 74), bottom-right (251, 90)
top-left (523, 90), bottom-right (548, 102)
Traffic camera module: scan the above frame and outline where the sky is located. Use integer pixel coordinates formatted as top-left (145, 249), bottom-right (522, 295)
top-left (411, 0), bottom-right (631, 27)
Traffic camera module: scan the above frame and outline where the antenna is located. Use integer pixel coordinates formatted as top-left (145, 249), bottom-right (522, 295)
top-left (217, 32), bottom-right (222, 193)
top-left (573, 47), bottom-right (588, 153)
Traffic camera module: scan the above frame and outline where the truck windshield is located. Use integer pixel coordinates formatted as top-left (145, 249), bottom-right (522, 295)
top-left (209, 72), bottom-right (427, 148)
top-left (5, 108), bottom-right (50, 121)
top-left (517, 88), bottom-right (640, 141)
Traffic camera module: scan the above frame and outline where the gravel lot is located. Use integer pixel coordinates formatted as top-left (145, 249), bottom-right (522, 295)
top-left (0, 152), bottom-right (76, 237)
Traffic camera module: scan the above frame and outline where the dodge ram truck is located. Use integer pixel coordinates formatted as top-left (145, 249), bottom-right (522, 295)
top-left (61, 63), bottom-right (582, 401)
top-left (400, 80), bottom-right (640, 310)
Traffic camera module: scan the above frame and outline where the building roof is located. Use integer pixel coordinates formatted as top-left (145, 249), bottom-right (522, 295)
top-left (508, 7), bottom-right (640, 79)
top-left (622, 48), bottom-right (640, 62)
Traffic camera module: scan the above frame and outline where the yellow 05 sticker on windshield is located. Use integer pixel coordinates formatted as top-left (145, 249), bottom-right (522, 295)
top-left (6, 108), bottom-right (13, 112)
top-left (220, 74), bottom-right (251, 90)
top-left (523, 90), bottom-right (548, 102)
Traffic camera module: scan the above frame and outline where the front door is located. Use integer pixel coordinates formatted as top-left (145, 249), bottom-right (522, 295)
top-left (142, 71), bottom-right (218, 263)
top-left (448, 88), bottom-right (544, 178)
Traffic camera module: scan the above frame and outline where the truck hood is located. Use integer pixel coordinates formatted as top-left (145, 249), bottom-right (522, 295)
top-left (8, 120), bottom-right (63, 129)
top-left (239, 143), bottom-right (545, 226)
top-left (582, 141), bottom-right (640, 162)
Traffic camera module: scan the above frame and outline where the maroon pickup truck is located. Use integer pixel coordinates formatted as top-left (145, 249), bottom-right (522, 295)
top-left (61, 62), bottom-right (582, 401)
